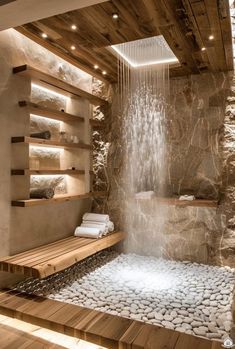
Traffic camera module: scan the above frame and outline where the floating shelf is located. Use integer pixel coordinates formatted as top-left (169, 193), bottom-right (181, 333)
top-left (0, 231), bottom-right (125, 278)
top-left (12, 191), bottom-right (107, 207)
top-left (11, 169), bottom-right (85, 175)
top-left (13, 65), bottom-right (109, 106)
top-left (19, 101), bottom-right (84, 123)
top-left (135, 197), bottom-right (218, 208)
top-left (11, 136), bottom-right (92, 150)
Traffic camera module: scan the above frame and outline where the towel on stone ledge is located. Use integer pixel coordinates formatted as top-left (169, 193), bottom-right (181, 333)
top-left (135, 191), bottom-right (155, 199)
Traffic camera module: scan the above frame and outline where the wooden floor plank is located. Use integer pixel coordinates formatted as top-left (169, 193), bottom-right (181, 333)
top-left (0, 232), bottom-right (126, 278)
top-left (0, 323), bottom-right (65, 349)
top-left (131, 325), bottom-right (180, 349)
top-left (0, 292), bottom-right (223, 349)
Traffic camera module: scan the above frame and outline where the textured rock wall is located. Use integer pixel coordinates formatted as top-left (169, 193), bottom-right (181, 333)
top-left (219, 76), bottom-right (235, 266)
top-left (92, 71), bottom-right (235, 266)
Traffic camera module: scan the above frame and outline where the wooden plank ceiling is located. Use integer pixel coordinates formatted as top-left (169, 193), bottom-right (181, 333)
top-left (17, 0), bottom-right (233, 83)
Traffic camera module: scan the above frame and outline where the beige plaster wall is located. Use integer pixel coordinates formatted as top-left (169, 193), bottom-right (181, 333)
top-left (0, 29), bottom-right (94, 287)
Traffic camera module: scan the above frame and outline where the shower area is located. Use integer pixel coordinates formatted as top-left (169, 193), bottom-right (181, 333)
top-left (15, 33), bottom-right (235, 344)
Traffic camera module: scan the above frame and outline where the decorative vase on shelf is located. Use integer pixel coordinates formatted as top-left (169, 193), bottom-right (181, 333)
top-left (59, 131), bottom-right (67, 143)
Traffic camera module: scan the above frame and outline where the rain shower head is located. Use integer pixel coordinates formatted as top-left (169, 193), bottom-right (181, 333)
top-left (111, 35), bottom-right (178, 68)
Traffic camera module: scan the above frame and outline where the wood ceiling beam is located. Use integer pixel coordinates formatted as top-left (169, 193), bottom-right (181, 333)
top-left (16, 27), bottom-right (115, 84)
top-left (142, 0), bottom-right (200, 74)
top-left (182, 0), bottom-right (218, 72)
top-left (32, 19), bottom-right (118, 76)
top-left (204, 0), bottom-right (233, 71)
top-left (110, 0), bottom-right (159, 39)
top-left (217, 0), bottom-right (233, 70)
top-left (16, 0), bottom-right (233, 80)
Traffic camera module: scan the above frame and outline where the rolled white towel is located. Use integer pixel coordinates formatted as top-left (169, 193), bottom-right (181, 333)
top-left (179, 195), bottom-right (195, 201)
top-left (74, 226), bottom-right (102, 239)
top-left (83, 213), bottom-right (109, 223)
top-left (81, 222), bottom-right (108, 235)
top-left (108, 221), bottom-right (114, 232)
top-left (135, 191), bottom-right (155, 199)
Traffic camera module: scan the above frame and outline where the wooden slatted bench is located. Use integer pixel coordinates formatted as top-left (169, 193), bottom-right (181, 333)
top-left (0, 290), bottom-right (222, 349)
top-left (0, 232), bottom-right (125, 278)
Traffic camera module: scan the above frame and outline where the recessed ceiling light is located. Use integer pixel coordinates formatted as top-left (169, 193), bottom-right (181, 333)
top-left (112, 13), bottom-right (119, 19)
top-left (94, 65), bottom-right (99, 69)
top-left (102, 71), bottom-right (107, 75)
top-left (41, 33), bottom-right (47, 39)
top-left (71, 24), bottom-right (77, 30)
top-left (209, 35), bottom-right (214, 40)
top-left (71, 45), bottom-right (76, 50)
top-left (201, 47), bottom-right (206, 51)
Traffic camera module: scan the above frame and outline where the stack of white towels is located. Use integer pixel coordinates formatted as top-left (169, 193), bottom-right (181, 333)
top-left (74, 213), bottom-right (114, 239)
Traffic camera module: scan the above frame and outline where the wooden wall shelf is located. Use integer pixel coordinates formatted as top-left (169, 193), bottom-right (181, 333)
top-left (135, 197), bottom-right (218, 208)
top-left (12, 136), bottom-right (92, 150)
top-left (11, 169), bottom-right (85, 175)
top-left (12, 191), bottom-right (107, 207)
top-left (19, 101), bottom-right (105, 128)
top-left (19, 101), bottom-right (84, 123)
top-left (13, 65), bottom-right (109, 106)
top-left (0, 231), bottom-right (125, 278)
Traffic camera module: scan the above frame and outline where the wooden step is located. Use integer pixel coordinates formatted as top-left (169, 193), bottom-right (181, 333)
top-left (13, 65), bottom-right (108, 106)
top-left (0, 290), bottom-right (222, 349)
top-left (11, 191), bottom-right (107, 207)
top-left (0, 321), bottom-right (67, 349)
top-left (19, 100), bottom-right (84, 123)
top-left (0, 231), bottom-right (126, 278)
top-left (11, 169), bottom-right (85, 175)
top-left (135, 197), bottom-right (218, 208)
top-left (12, 136), bottom-right (92, 150)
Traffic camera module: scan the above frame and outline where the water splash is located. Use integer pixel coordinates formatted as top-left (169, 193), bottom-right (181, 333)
top-left (116, 36), bottom-right (170, 256)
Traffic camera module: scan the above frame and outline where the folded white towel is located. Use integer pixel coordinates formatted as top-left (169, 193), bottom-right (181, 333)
top-left (82, 220), bottom-right (114, 231)
top-left (83, 213), bottom-right (109, 223)
top-left (74, 226), bottom-right (102, 239)
top-left (81, 222), bottom-right (108, 235)
top-left (179, 195), bottom-right (195, 201)
top-left (135, 191), bottom-right (155, 199)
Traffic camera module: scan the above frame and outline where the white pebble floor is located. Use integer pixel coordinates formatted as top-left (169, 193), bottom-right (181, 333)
top-left (15, 251), bottom-right (235, 341)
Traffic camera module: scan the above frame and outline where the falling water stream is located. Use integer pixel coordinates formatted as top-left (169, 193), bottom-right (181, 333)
top-left (114, 36), bottom-right (173, 256)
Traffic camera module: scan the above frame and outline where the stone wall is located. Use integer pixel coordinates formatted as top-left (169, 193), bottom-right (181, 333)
top-left (93, 71), bottom-right (235, 266)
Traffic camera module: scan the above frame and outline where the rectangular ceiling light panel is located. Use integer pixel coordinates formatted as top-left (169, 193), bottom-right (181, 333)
top-left (111, 35), bottom-right (178, 68)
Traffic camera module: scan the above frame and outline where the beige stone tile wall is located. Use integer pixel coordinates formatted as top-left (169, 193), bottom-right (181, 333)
top-left (0, 28), bottom-right (94, 287)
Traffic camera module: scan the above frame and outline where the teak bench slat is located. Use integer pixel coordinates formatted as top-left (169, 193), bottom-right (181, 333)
top-left (0, 232), bottom-right (125, 278)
